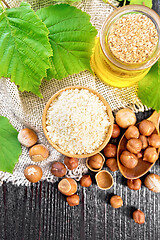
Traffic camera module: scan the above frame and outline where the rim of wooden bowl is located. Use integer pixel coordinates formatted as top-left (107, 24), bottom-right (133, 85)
top-left (42, 86), bottom-right (114, 158)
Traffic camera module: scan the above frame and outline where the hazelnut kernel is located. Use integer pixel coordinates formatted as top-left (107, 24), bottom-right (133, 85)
top-left (144, 173), bottom-right (160, 192)
top-left (139, 120), bottom-right (155, 136)
top-left (111, 124), bottom-right (121, 138)
top-left (110, 195), bottom-right (123, 208)
top-left (58, 178), bottom-right (77, 196)
top-left (143, 147), bottom-right (158, 163)
top-left (127, 179), bottom-right (142, 190)
top-left (29, 144), bottom-right (49, 162)
top-left (148, 134), bottom-right (160, 148)
top-left (139, 135), bottom-right (148, 150)
top-left (106, 158), bottom-right (118, 172)
top-left (88, 153), bottom-right (103, 170)
top-left (64, 156), bottom-right (78, 170)
top-left (80, 175), bottom-right (92, 187)
top-left (126, 138), bottom-right (142, 154)
top-left (120, 150), bottom-right (138, 169)
top-left (133, 210), bottom-right (145, 224)
top-left (18, 128), bottom-right (38, 147)
top-left (66, 194), bottom-right (80, 206)
top-left (24, 165), bottom-right (42, 183)
top-left (116, 108), bottom-right (136, 128)
top-left (51, 162), bottom-right (66, 177)
top-left (125, 125), bottom-right (139, 140)
top-left (103, 144), bottom-right (117, 158)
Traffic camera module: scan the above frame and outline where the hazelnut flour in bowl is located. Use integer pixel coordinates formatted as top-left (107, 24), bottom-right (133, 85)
top-left (42, 86), bottom-right (114, 158)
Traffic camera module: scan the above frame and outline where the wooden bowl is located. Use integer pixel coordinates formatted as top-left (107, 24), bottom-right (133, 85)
top-left (42, 86), bottom-right (114, 158)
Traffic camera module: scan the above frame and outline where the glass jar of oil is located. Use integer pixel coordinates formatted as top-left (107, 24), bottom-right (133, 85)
top-left (90, 5), bottom-right (160, 88)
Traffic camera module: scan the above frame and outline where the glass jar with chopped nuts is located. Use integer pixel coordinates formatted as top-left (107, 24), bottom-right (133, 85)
top-left (91, 5), bottom-right (160, 88)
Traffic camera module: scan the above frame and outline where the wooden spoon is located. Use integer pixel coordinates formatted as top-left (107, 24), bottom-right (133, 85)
top-left (117, 111), bottom-right (160, 179)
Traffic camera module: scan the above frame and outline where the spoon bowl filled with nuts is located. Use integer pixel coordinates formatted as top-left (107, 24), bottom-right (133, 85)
top-left (117, 111), bottom-right (160, 179)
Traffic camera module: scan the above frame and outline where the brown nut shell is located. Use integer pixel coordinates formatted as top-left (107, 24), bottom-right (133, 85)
top-left (127, 179), bottom-right (141, 190)
top-left (58, 178), bottom-right (77, 196)
top-left (95, 170), bottom-right (113, 190)
top-left (66, 194), bottom-right (80, 206)
top-left (111, 124), bottom-right (121, 138)
top-left (139, 120), bottom-right (155, 136)
top-left (80, 175), bottom-right (92, 187)
top-left (125, 126), bottom-right (139, 140)
top-left (106, 158), bottom-right (119, 172)
top-left (120, 150), bottom-right (138, 169)
top-left (64, 157), bottom-right (79, 170)
top-left (51, 162), bottom-right (66, 177)
top-left (133, 210), bottom-right (145, 224)
top-left (110, 195), bottom-right (123, 209)
top-left (116, 108), bottom-right (136, 128)
top-left (29, 144), bottom-right (49, 162)
top-left (24, 165), bottom-right (42, 183)
top-left (86, 153), bottom-right (105, 172)
top-left (103, 144), bottom-right (117, 158)
top-left (139, 135), bottom-right (148, 150)
top-left (148, 134), bottom-right (160, 148)
top-left (144, 173), bottom-right (160, 192)
top-left (143, 147), bottom-right (158, 163)
top-left (126, 139), bottom-right (142, 154)
top-left (18, 128), bottom-right (38, 147)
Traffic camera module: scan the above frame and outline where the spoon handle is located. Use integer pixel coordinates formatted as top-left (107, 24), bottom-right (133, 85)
top-left (148, 111), bottom-right (160, 133)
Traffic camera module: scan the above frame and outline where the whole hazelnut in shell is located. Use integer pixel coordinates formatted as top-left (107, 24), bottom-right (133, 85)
top-left (110, 195), bottom-right (123, 208)
top-left (66, 194), bottom-right (80, 206)
top-left (127, 179), bottom-right (141, 190)
top-left (88, 153), bottom-right (103, 170)
top-left (104, 144), bottom-right (117, 158)
top-left (80, 175), bottom-right (92, 187)
top-left (125, 126), bottom-right (139, 140)
top-left (64, 157), bottom-right (78, 170)
top-left (51, 162), bottom-right (66, 177)
top-left (29, 144), bottom-right (49, 162)
top-left (138, 120), bottom-right (155, 136)
top-left (126, 139), bottom-right (142, 154)
top-left (144, 173), bottom-right (160, 192)
top-left (116, 108), bottom-right (136, 128)
top-left (18, 128), bottom-right (38, 147)
top-left (120, 150), bottom-right (138, 169)
top-left (143, 147), bottom-right (158, 163)
top-left (58, 178), bottom-right (77, 196)
top-left (139, 135), bottom-right (148, 150)
top-left (106, 158), bottom-right (118, 172)
top-left (24, 165), bottom-right (42, 183)
top-left (148, 134), bottom-right (160, 148)
top-left (111, 124), bottom-right (121, 138)
top-left (133, 210), bottom-right (145, 224)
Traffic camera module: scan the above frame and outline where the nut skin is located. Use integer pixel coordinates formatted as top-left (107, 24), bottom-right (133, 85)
top-left (133, 210), bottom-right (145, 224)
top-left (51, 162), bottom-right (66, 177)
top-left (18, 128), bottom-right (38, 147)
top-left (143, 147), bottom-right (158, 163)
top-left (116, 108), bottom-right (136, 128)
top-left (127, 179), bottom-right (142, 190)
top-left (120, 150), bottom-right (138, 169)
top-left (148, 134), bottom-right (160, 148)
top-left (88, 153), bottom-right (103, 170)
top-left (58, 178), bottom-right (77, 196)
top-left (24, 165), bottom-right (42, 183)
top-left (139, 120), bottom-right (155, 136)
top-left (126, 139), bottom-right (142, 154)
top-left (111, 124), bottom-right (121, 138)
top-left (64, 157), bottom-right (78, 170)
top-left (125, 126), bottom-right (139, 140)
top-left (104, 144), bottom-right (117, 158)
top-left (80, 175), bottom-right (92, 187)
top-left (139, 135), bottom-right (148, 150)
top-left (110, 195), bottom-right (123, 208)
top-left (29, 144), bottom-right (49, 162)
top-left (106, 158), bottom-right (118, 172)
top-left (137, 152), bottom-right (143, 159)
top-left (144, 173), bottom-right (160, 192)
top-left (66, 194), bottom-right (80, 206)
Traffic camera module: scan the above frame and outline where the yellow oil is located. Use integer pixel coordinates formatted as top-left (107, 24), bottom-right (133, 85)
top-left (90, 38), bottom-right (151, 88)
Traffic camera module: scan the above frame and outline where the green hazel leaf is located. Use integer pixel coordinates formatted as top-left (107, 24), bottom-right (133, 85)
top-left (138, 60), bottom-right (160, 111)
top-left (0, 116), bottom-right (22, 173)
top-left (37, 4), bottom-right (97, 80)
top-left (0, 2), bottom-right (53, 97)
top-left (129, 0), bottom-right (152, 8)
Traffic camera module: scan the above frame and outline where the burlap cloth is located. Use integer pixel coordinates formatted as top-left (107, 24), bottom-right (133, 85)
top-left (0, 0), bottom-right (148, 186)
